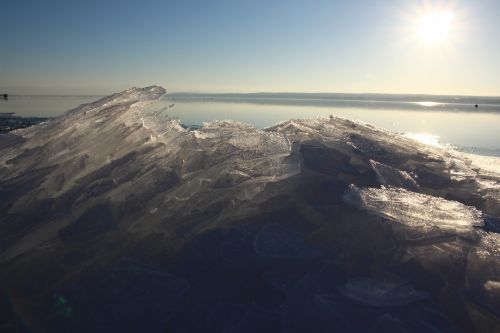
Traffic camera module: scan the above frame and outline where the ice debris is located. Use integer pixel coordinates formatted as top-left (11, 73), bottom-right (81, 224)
top-left (338, 277), bottom-right (429, 307)
top-left (476, 232), bottom-right (500, 258)
top-left (369, 159), bottom-right (419, 191)
top-left (343, 185), bottom-right (484, 235)
top-left (1, 86), bottom-right (500, 332)
top-left (254, 224), bottom-right (323, 260)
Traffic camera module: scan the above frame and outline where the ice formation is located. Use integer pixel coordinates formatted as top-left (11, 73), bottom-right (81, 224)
top-left (1, 86), bottom-right (499, 332)
top-left (342, 185), bottom-right (484, 235)
top-left (253, 224), bottom-right (323, 259)
top-left (338, 277), bottom-right (429, 307)
top-left (369, 159), bottom-right (420, 191)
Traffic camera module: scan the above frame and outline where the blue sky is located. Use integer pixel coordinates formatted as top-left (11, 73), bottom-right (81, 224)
top-left (1, 0), bottom-right (499, 95)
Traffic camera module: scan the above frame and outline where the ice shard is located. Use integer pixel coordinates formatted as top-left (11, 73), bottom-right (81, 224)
top-left (369, 159), bottom-right (419, 191)
top-left (338, 277), bottom-right (429, 307)
top-left (343, 185), bottom-right (484, 236)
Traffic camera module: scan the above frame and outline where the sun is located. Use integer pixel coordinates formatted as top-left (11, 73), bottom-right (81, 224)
top-left (416, 10), bottom-right (454, 45)
top-left (398, 1), bottom-right (464, 50)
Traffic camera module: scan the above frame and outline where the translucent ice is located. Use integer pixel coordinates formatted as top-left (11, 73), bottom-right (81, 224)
top-left (476, 232), bottom-right (500, 258)
top-left (254, 224), bottom-right (323, 259)
top-left (2, 86), bottom-right (500, 332)
top-left (343, 185), bottom-right (484, 235)
top-left (338, 277), bottom-right (429, 307)
top-left (369, 159), bottom-right (419, 191)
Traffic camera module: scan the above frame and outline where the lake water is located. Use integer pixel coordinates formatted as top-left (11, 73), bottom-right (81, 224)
top-left (2, 93), bottom-right (500, 156)
top-left (0, 95), bottom-right (101, 118)
top-left (163, 94), bottom-right (500, 156)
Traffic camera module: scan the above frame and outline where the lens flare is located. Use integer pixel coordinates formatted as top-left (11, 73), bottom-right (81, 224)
top-left (416, 11), bottom-right (454, 45)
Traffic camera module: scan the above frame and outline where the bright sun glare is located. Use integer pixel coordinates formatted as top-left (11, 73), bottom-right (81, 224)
top-left (416, 10), bottom-right (454, 45)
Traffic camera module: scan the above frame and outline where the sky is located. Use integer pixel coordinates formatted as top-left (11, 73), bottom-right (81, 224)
top-left (1, 0), bottom-right (500, 95)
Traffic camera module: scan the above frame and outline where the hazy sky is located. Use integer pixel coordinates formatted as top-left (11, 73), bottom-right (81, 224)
top-left (1, 0), bottom-right (500, 95)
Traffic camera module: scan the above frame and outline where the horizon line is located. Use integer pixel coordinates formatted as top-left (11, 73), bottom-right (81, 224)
top-left (5, 90), bottom-right (500, 99)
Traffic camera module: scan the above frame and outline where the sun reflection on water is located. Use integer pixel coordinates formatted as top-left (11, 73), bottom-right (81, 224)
top-left (414, 101), bottom-right (442, 107)
top-left (404, 132), bottom-right (441, 146)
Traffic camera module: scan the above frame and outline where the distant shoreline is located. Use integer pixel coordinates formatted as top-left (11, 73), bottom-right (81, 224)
top-left (166, 92), bottom-right (500, 106)
top-left (164, 93), bottom-right (500, 113)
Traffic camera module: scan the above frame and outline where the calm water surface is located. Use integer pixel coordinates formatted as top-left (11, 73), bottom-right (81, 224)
top-left (0, 95), bottom-right (101, 118)
top-left (162, 97), bottom-right (500, 156)
top-left (2, 94), bottom-right (500, 156)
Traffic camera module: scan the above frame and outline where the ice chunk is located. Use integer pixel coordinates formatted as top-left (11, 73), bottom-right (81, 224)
top-left (338, 277), bottom-right (429, 307)
top-left (226, 304), bottom-right (280, 333)
top-left (197, 120), bottom-right (291, 156)
top-left (369, 159), bottom-right (419, 191)
top-left (206, 302), bottom-right (247, 332)
top-left (221, 226), bottom-right (256, 263)
top-left (254, 224), bottom-right (323, 259)
top-left (485, 280), bottom-right (500, 289)
top-left (476, 232), bottom-right (500, 258)
top-left (370, 314), bottom-right (409, 333)
top-left (412, 307), bottom-right (457, 333)
top-left (484, 216), bottom-right (500, 233)
top-left (262, 270), bottom-right (299, 294)
top-left (281, 275), bottom-right (356, 333)
top-left (140, 108), bottom-right (185, 137)
top-left (47, 259), bottom-right (189, 332)
top-left (343, 185), bottom-right (483, 235)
